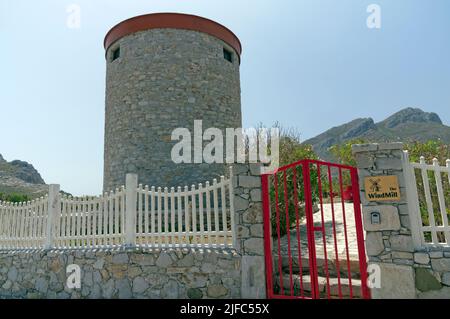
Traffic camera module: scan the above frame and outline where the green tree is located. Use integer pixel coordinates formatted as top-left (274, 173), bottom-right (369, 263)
top-left (405, 140), bottom-right (450, 164)
top-left (259, 123), bottom-right (319, 236)
top-left (329, 138), bottom-right (367, 167)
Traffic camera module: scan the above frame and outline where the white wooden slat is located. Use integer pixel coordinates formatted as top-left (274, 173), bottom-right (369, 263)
top-left (21, 203), bottom-right (27, 248)
top-left (157, 187), bottom-right (163, 247)
top-left (0, 203), bottom-right (3, 248)
top-left (6, 203), bottom-right (11, 248)
top-left (198, 183), bottom-right (205, 247)
top-left (69, 197), bottom-right (75, 248)
top-left (151, 186), bottom-right (156, 247)
top-left (60, 196), bottom-right (66, 248)
top-left (138, 185), bottom-right (143, 243)
top-left (78, 197), bottom-right (84, 248)
top-left (19, 203), bottom-right (25, 248)
top-left (12, 203), bottom-right (17, 248)
top-left (83, 196), bottom-right (91, 248)
top-left (177, 187), bottom-right (183, 246)
top-left (164, 187), bottom-right (169, 246)
top-left (171, 187), bottom-right (176, 246)
top-left (144, 186), bottom-right (149, 246)
top-left (433, 158), bottom-right (450, 243)
top-left (114, 189), bottom-right (120, 246)
top-left (184, 186), bottom-right (190, 246)
top-left (220, 176), bottom-right (228, 247)
top-left (191, 185), bottom-right (197, 246)
top-left (75, 197), bottom-right (80, 247)
top-left (205, 182), bottom-right (212, 248)
top-left (92, 196), bottom-right (98, 247)
top-left (26, 202), bottom-right (32, 249)
top-left (121, 186), bottom-right (126, 245)
top-left (402, 151), bottom-right (425, 247)
top-left (420, 157), bottom-right (439, 243)
top-left (0, 203), bottom-right (3, 247)
top-left (36, 199), bottom-right (41, 247)
top-left (108, 191), bottom-right (114, 246)
top-left (213, 179), bottom-right (220, 246)
top-left (229, 166), bottom-right (236, 248)
top-left (98, 193), bottom-right (106, 246)
top-left (11, 203), bottom-right (15, 248)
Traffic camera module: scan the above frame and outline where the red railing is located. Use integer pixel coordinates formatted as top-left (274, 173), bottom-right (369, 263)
top-left (262, 159), bottom-right (370, 299)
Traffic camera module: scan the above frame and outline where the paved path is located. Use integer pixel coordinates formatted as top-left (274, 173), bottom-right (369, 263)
top-left (277, 203), bottom-right (362, 261)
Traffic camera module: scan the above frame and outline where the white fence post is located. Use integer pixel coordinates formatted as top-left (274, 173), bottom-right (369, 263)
top-left (402, 151), bottom-right (423, 249)
top-left (125, 174), bottom-right (138, 246)
top-left (45, 184), bottom-right (60, 249)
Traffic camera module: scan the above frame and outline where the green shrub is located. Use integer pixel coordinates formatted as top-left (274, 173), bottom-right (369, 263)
top-left (0, 192), bottom-right (31, 203)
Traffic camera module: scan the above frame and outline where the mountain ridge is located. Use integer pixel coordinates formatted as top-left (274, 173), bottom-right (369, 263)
top-left (304, 108), bottom-right (450, 161)
top-left (0, 154), bottom-right (48, 199)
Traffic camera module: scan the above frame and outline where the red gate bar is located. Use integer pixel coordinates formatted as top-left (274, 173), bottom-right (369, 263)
top-left (327, 165), bottom-right (343, 299)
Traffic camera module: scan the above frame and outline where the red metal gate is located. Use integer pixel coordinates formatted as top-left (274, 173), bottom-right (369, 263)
top-left (262, 159), bottom-right (370, 299)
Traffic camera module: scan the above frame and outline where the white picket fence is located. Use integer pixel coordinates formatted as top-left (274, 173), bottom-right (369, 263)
top-left (403, 151), bottom-right (450, 247)
top-left (0, 169), bottom-right (236, 250)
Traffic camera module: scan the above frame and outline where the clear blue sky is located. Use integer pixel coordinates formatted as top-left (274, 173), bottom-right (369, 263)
top-left (1, 0), bottom-right (449, 195)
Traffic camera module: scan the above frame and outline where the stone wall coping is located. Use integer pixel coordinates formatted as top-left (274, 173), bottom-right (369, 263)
top-left (0, 247), bottom-right (240, 256)
top-left (352, 142), bottom-right (404, 154)
top-left (414, 246), bottom-right (450, 253)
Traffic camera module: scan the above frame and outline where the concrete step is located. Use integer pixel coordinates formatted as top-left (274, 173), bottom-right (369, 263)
top-left (273, 254), bottom-right (363, 279)
top-left (274, 273), bottom-right (363, 299)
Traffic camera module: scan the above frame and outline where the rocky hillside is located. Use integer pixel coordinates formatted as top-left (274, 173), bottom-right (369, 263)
top-left (304, 108), bottom-right (450, 161)
top-left (0, 154), bottom-right (48, 199)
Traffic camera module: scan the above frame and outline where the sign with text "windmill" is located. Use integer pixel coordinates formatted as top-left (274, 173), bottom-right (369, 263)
top-left (364, 176), bottom-right (401, 202)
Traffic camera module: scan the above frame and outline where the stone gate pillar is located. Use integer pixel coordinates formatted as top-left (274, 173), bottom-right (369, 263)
top-left (232, 163), bottom-right (266, 298)
top-left (352, 143), bottom-right (417, 298)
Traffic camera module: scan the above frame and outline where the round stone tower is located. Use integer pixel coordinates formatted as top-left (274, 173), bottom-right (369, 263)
top-left (103, 13), bottom-right (242, 191)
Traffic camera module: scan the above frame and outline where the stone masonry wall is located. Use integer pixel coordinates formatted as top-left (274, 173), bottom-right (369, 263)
top-left (0, 248), bottom-right (241, 299)
top-left (353, 143), bottom-right (450, 299)
top-left (232, 163), bottom-right (266, 298)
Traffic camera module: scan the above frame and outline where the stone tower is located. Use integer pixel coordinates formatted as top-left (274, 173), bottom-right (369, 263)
top-left (103, 13), bottom-right (242, 191)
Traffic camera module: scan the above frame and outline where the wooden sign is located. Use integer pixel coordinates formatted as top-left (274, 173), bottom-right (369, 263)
top-left (364, 176), bottom-right (401, 202)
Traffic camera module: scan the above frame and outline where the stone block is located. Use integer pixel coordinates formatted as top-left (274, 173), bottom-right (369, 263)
top-left (378, 143), bottom-right (404, 151)
top-left (430, 251), bottom-right (444, 259)
top-left (250, 189), bottom-right (262, 202)
top-left (414, 253), bottom-right (430, 265)
top-left (239, 176), bottom-right (261, 188)
top-left (363, 206), bottom-right (401, 232)
top-left (354, 153), bottom-right (375, 169)
top-left (352, 144), bottom-right (378, 154)
top-left (242, 203), bottom-right (263, 224)
top-left (442, 272), bottom-right (450, 286)
top-left (370, 263), bottom-right (416, 299)
top-left (390, 235), bottom-right (414, 252)
top-left (207, 284), bottom-right (228, 298)
top-left (431, 258), bottom-right (450, 272)
top-left (415, 268), bottom-right (442, 292)
top-left (375, 157), bottom-right (403, 170)
top-left (155, 252), bottom-right (173, 268)
top-left (234, 196), bottom-right (249, 212)
top-left (243, 238), bottom-right (264, 255)
top-left (249, 163), bottom-right (262, 176)
top-left (112, 253), bottom-right (129, 265)
top-left (241, 256), bottom-right (266, 299)
top-left (418, 286), bottom-right (450, 299)
top-left (366, 232), bottom-right (385, 256)
top-left (392, 251), bottom-right (413, 259)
